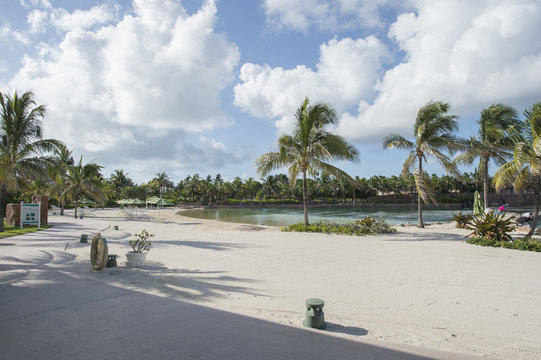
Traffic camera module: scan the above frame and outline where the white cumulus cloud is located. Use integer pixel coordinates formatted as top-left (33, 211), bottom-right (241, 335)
top-left (4, 0), bottom-right (241, 177)
top-left (50, 4), bottom-right (117, 32)
top-left (234, 36), bottom-right (389, 134)
top-left (238, 0), bottom-right (541, 143)
top-left (336, 0), bottom-right (541, 140)
top-left (263, 0), bottom-right (407, 31)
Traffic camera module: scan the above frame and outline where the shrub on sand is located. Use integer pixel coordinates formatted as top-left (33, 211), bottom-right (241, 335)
top-left (451, 212), bottom-right (473, 228)
top-left (281, 217), bottom-right (395, 236)
top-left (465, 211), bottom-right (515, 242)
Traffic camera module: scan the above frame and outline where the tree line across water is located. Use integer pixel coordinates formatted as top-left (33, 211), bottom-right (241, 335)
top-left (1, 91), bottom-right (540, 235)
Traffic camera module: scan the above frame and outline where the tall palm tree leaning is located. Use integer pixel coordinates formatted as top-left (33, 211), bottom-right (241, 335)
top-left (63, 156), bottom-right (105, 218)
top-left (382, 101), bottom-right (464, 228)
top-left (493, 102), bottom-right (541, 238)
top-left (0, 91), bottom-right (62, 232)
top-left (454, 103), bottom-right (519, 209)
top-left (255, 97), bottom-right (359, 226)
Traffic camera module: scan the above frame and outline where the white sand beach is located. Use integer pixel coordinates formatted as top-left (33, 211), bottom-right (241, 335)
top-left (20, 208), bottom-right (541, 359)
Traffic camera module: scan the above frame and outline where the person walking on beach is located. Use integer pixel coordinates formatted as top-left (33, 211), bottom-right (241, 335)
top-left (497, 204), bottom-right (506, 214)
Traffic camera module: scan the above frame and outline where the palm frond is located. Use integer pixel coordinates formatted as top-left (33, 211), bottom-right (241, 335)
top-left (288, 162), bottom-right (301, 188)
top-left (401, 153), bottom-right (416, 178)
top-left (414, 169), bottom-right (436, 204)
top-left (254, 152), bottom-right (285, 178)
top-left (312, 159), bottom-right (357, 186)
top-left (319, 133), bottom-right (359, 162)
top-left (382, 134), bottom-right (414, 150)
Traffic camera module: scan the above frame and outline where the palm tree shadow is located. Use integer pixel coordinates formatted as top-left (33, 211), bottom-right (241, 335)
top-left (151, 239), bottom-right (258, 251)
top-left (385, 229), bottom-right (467, 242)
top-left (94, 260), bottom-right (265, 302)
top-left (0, 250), bottom-right (78, 286)
top-left (324, 322), bottom-right (369, 336)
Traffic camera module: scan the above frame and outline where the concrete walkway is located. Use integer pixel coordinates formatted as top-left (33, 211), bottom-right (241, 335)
top-left (0, 218), bottom-right (484, 360)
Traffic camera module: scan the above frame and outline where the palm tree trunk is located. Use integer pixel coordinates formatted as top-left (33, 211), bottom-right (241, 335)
top-left (483, 156), bottom-right (489, 210)
top-left (418, 157), bottom-right (424, 228)
top-left (0, 183), bottom-right (6, 232)
top-left (302, 171), bottom-right (309, 226)
top-left (74, 200), bottom-right (78, 218)
top-left (527, 177), bottom-right (540, 238)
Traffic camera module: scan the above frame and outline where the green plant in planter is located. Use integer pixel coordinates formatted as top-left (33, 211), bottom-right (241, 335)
top-left (465, 211), bottom-right (515, 242)
top-left (129, 229), bottom-right (154, 253)
top-left (451, 212), bottom-right (473, 228)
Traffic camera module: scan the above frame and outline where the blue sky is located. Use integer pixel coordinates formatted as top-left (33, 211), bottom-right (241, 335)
top-left (1, 0), bottom-right (541, 184)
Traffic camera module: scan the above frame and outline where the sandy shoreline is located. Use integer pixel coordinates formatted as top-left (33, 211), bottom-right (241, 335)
top-left (29, 208), bottom-right (541, 358)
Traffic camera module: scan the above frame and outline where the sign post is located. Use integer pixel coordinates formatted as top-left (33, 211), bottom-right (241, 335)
top-left (20, 202), bottom-right (41, 230)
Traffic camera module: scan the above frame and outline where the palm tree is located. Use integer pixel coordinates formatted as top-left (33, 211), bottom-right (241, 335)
top-left (47, 145), bottom-right (74, 215)
top-left (151, 172), bottom-right (173, 197)
top-left (244, 177), bottom-right (261, 205)
top-left (454, 104), bottom-right (519, 209)
top-left (493, 102), bottom-right (541, 237)
top-left (214, 174), bottom-right (224, 203)
top-left (22, 176), bottom-right (51, 201)
top-left (0, 90), bottom-right (62, 231)
top-left (109, 169), bottom-right (133, 200)
top-left (382, 101), bottom-right (463, 228)
top-left (63, 156), bottom-right (104, 218)
top-left (255, 97), bottom-right (359, 225)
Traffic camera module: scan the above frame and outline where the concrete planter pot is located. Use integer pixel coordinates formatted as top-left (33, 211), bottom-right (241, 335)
top-left (125, 252), bottom-right (147, 267)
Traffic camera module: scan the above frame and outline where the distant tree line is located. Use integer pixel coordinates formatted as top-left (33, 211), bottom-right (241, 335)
top-left (1, 90), bottom-right (539, 236)
top-left (75, 171), bottom-right (488, 207)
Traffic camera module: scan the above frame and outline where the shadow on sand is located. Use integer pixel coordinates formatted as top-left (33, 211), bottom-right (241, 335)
top-left (0, 249), bottom-right (453, 360)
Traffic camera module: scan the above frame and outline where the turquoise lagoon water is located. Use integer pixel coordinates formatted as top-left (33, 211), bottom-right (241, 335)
top-left (178, 207), bottom-right (463, 227)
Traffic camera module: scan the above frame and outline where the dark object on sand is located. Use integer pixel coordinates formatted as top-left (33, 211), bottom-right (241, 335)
top-left (516, 212), bottom-right (534, 227)
top-left (106, 254), bottom-right (117, 268)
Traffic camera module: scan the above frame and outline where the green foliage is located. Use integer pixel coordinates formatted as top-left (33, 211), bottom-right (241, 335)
top-left (383, 101), bottom-right (463, 227)
top-left (357, 216), bottom-right (376, 228)
top-left (467, 237), bottom-right (541, 252)
top-left (255, 97), bottom-right (359, 225)
top-left (129, 229), bottom-right (154, 253)
top-left (466, 211), bottom-right (515, 242)
top-left (281, 217), bottom-right (396, 236)
top-left (451, 212), bottom-right (473, 228)
top-left (226, 198), bottom-right (300, 205)
top-left (0, 223), bottom-right (52, 238)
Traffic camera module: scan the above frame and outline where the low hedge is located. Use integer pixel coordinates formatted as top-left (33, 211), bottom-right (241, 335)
top-left (281, 217), bottom-right (396, 236)
top-left (467, 237), bottom-right (541, 252)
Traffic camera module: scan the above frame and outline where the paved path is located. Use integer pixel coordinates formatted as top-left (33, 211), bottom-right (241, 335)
top-left (0, 217), bottom-right (483, 360)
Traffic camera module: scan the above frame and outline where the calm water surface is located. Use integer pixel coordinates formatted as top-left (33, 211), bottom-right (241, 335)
top-left (178, 207), bottom-right (463, 227)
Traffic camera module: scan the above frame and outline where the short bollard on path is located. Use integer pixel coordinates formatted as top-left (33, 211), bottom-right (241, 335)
top-left (304, 298), bottom-right (326, 329)
top-left (106, 254), bottom-right (117, 268)
top-left (80, 234), bottom-right (88, 243)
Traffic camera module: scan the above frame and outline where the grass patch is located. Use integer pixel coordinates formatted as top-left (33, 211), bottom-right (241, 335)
top-left (281, 217), bottom-right (396, 236)
top-left (0, 223), bottom-right (53, 239)
top-left (467, 237), bottom-right (541, 252)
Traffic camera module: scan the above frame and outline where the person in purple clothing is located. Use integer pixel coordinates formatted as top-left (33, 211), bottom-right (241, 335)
top-left (497, 204), bottom-right (506, 214)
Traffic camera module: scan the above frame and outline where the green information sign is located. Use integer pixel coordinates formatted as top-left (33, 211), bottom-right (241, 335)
top-left (20, 202), bottom-right (41, 230)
